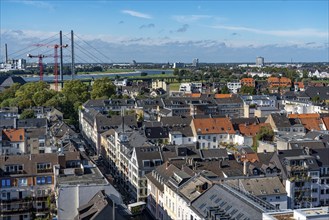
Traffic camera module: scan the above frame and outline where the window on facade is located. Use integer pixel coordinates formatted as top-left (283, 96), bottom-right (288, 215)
top-left (143, 160), bottom-right (150, 167)
top-left (37, 163), bottom-right (51, 171)
top-left (18, 178), bottom-right (27, 187)
top-left (312, 188), bottom-right (318, 193)
top-left (1, 179), bottom-right (11, 188)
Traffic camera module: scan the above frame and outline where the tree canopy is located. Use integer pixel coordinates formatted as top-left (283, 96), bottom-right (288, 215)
top-left (91, 77), bottom-right (116, 99)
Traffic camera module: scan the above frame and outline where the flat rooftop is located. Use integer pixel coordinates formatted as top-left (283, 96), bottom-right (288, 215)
top-left (57, 165), bottom-right (108, 186)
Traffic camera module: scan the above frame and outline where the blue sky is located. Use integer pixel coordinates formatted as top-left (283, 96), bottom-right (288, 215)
top-left (1, 0), bottom-right (328, 63)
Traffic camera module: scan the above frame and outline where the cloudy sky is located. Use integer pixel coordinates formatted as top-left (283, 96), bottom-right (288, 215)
top-left (0, 0), bottom-right (328, 63)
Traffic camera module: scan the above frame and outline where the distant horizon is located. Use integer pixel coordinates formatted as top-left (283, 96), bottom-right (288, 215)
top-left (1, 1), bottom-right (328, 63)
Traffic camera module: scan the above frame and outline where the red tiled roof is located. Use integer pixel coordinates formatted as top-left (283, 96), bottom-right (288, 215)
top-left (3, 129), bottom-right (25, 142)
top-left (238, 123), bottom-right (271, 137)
top-left (192, 118), bottom-right (235, 134)
top-left (214, 94), bottom-right (232, 99)
top-left (299, 118), bottom-right (321, 131)
top-left (187, 93), bottom-right (201, 98)
top-left (288, 113), bottom-right (320, 119)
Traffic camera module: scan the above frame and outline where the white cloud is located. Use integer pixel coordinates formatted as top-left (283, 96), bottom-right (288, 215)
top-left (1, 29), bottom-right (328, 63)
top-left (209, 25), bottom-right (328, 38)
top-left (172, 15), bottom-right (212, 23)
top-left (18, 0), bottom-right (54, 10)
top-left (121, 10), bottom-right (152, 19)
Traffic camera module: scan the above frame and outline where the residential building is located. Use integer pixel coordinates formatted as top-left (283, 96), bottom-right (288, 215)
top-left (1, 128), bottom-right (25, 155)
top-left (266, 113), bottom-right (305, 135)
top-left (179, 82), bottom-right (202, 93)
top-left (267, 77), bottom-right (292, 89)
top-left (227, 81), bottom-right (241, 93)
top-left (225, 177), bottom-right (288, 209)
top-left (0, 152), bottom-right (79, 220)
top-left (263, 207), bottom-right (329, 220)
top-left (240, 77), bottom-right (255, 87)
top-left (79, 108), bottom-right (137, 154)
top-left (56, 153), bottom-right (123, 220)
top-left (191, 117), bottom-right (236, 149)
top-left (241, 95), bottom-right (277, 117)
top-left (152, 79), bottom-right (168, 92)
top-left (271, 148), bottom-right (329, 208)
top-left (214, 94), bottom-right (244, 118)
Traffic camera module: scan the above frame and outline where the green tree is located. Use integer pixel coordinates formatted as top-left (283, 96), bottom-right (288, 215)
top-left (173, 68), bottom-right (179, 76)
top-left (62, 80), bottom-right (89, 105)
top-left (240, 86), bottom-right (256, 95)
top-left (91, 77), bottom-right (116, 99)
top-left (220, 86), bottom-right (230, 94)
top-left (0, 83), bottom-right (21, 103)
top-left (32, 89), bottom-right (57, 106)
top-left (15, 81), bottom-right (49, 108)
top-left (20, 109), bottom-right (35, 119)
top-left (256, 126), bottom-right (274, 142)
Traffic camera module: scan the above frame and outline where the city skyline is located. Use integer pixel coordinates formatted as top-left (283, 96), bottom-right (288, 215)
top-left (0, 0), bottom-right (328, 63)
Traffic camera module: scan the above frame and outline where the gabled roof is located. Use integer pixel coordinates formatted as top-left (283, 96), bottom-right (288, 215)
top-left (288, 113), bottom-right (320, 119)
top-left (192, 117), bottom-right (235, 134)
top-left (238, 123), bottom-right (271, 137)
top-left (214, 94), bottom-right (232, 99)
top-left (269, 113), bottom-right (293, 128)
top-left (75, 190), bottom-right (115, 220)
top-left (305, 86), bottom-right (329, 101)
top-left (145, 162), bottom-right (181, 192)
top-left (134, 146), bottom-right (162, 169)
top-left (2, 128), bottom-right (25, 142)
top-left (200, 149), bottom-right (228, 160)
top-left (0, 76), bottom-right (26, 87)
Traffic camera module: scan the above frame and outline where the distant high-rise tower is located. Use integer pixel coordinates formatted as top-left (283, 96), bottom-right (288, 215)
top-left (192, 58), bottom-right (199, 67)
top-left (256, 56), bottom-right (264, 66)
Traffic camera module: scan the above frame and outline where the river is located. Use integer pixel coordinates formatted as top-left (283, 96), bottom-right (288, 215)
top-left (22, 69), bottom-right (173, 82)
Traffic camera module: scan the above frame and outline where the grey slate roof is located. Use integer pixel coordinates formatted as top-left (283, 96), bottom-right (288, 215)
top-left (270, 113), bottom-right (294, 128)
top-left (200, 149), bottom-right (228, 160)
top-left (305, 86), bottom-right (329, 101)
top-left (17, 118), bottom-right (47, 128)
top-left (135, 146), bottom-right (162, 169)
top-left (0, 118), bottom-right (15, 128)
top-left (0, 76), bottom-right (26, 87)
top-left (145, 162), bottom-right (182, 192)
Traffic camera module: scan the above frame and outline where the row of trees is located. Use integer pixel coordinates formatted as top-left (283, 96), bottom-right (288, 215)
top-left (0, 77), bottom-right (116, 127)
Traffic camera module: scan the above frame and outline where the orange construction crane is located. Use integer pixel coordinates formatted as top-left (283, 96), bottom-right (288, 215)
top-left (27, 53), bottom-right (51, 81)
top-left (33, 44), bottom-right (68, 91)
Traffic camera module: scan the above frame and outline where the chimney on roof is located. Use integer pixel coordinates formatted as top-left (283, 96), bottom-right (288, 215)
top-left (243, 160), bottom-right (249, 176)
top-left (166, 161), bottom-right (170, 169)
